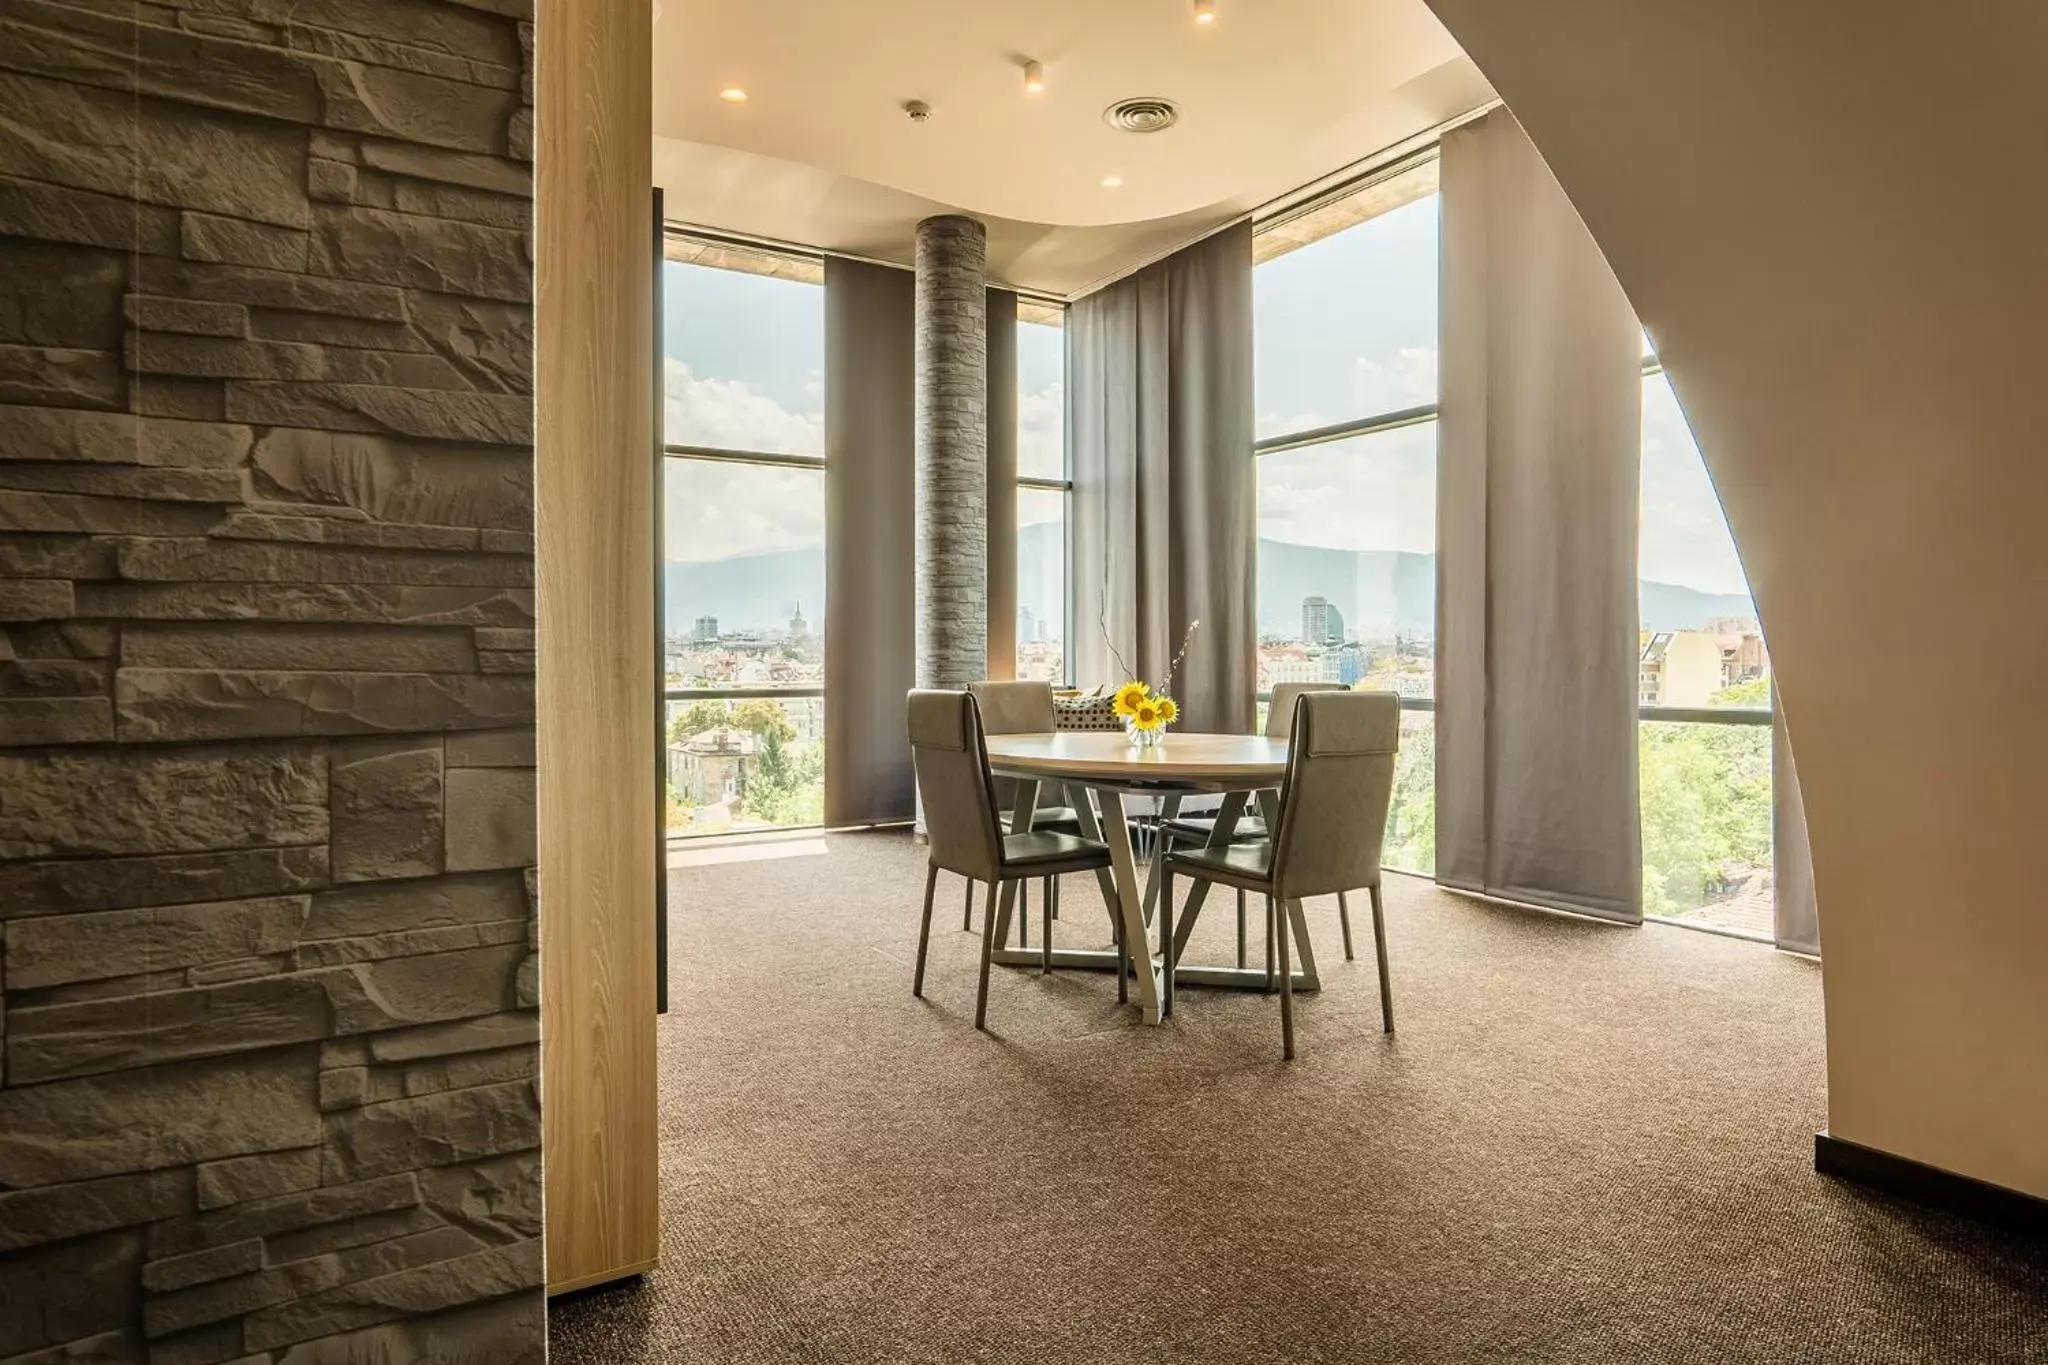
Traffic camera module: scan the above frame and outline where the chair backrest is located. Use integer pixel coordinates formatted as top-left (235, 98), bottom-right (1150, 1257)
top-left (967, 679), bottom-right (1056, 735)
top-left (1268, 681), bottom-right (1350, 741)
top-left (968, 680), bottom-right (1058, 812)
top-left (1270, 691), bottom-right (1401, 900)
top-left (907, 689), bottom-right (1004, 881)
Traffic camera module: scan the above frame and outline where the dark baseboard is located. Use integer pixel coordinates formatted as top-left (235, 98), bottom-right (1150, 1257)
top-left (1815, 1133), bottom-right (2048, 1237)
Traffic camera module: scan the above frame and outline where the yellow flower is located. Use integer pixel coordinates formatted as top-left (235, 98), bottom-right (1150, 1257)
top-left (1130, 700), bottom-right (1163, 731)
top-left (1155, 696), bottom-right (1178, 725)
top-left (1112, 680), bottom-right (1150, 717)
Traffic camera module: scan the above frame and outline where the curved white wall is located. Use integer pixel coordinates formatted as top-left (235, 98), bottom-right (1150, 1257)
top-left (1424, 0), bottom-right (2048, 1196)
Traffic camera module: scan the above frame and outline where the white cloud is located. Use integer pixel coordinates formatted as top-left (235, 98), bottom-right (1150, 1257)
top-left (663, 357), bottom-right (825, 564)
top-left (1639, 374), bottom-right (1751, 594)
top-left (1019, 381), bottom-right (1063, 479)
top-left (1257, 408), bottom-right (1331, 441)
top-left (1257, 346), bottom-right (1439, 441)
top-left (1257, 423), bottom-right (1437, 554)
top-left (665, 458), bottom-right (824, 565)
top-left (664, 356), bottom-right (823, 457)
top-left (1353, 345), bottom-right (1438, 414)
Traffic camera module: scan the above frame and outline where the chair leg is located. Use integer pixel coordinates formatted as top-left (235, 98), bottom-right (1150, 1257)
top-left (1337, 891), bottom-right (1356, 962)
top-left (1276, 893), bottom-right (1296, 1060)
top-left (1369, 882), bottom-right (1394, 1033)
top-left (1236, 889), bottom-right (1247, 969)
top-left (913, 863), bottom-right (938, 997)
top-left (1264, 895), bottom-right (1276, 992)
top-left (974, 879), bottom-right (1000, 1031)
top-left (1041, 876), bottom-right (1053, 974)
top-left (962, 877), bottom-right (974, 932)
top-left (1159, 864), bottom-right (1174, 1017)
top-left (1018, 880), bottom-right (1029, 949)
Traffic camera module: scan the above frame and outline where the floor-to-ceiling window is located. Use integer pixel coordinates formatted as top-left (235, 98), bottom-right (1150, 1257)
top-left (662, 238), bottom-right (827, 836)
top-left (1252, 156), bottom-right (1439, 872)
top-left (1638, 354), bottom-right (1775, 933)
top-left (1017, 305), bottom-right (1070, 683)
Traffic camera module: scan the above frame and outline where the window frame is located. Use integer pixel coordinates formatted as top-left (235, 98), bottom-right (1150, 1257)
top-left (1016, 305), bottom-right (1073, 686)
top-left (660, 229), bottom-right (829, 839)
top-left (1252, 151), bottom-right (1445, 715)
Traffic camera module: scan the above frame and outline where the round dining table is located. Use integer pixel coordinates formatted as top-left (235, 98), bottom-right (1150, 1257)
top-left (980, 731), bottom-right (1320, 1025)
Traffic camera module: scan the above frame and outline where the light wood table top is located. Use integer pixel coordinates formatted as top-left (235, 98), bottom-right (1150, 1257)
top-left (983, 731), bottom-right (1287, 790)
top-left (980, 730), bottom-right (1308, 1026)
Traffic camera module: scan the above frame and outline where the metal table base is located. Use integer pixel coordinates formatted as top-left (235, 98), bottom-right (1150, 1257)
top-left (985, 777), bottom-right (1321, 1021)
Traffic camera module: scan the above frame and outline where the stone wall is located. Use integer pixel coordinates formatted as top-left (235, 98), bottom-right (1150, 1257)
top-left (0, 2), bottom-right (543, 1362)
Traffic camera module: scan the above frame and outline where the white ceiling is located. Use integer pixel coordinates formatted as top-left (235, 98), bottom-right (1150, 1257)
top-left (652, 0), bottom-right (1492, 296)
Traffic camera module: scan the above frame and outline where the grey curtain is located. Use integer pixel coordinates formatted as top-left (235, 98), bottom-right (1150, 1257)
top-left (985, 288), bottom-right (1019, 679)
top-left (1436, 110), bottom-right (1644, 922)
top-left (1069, 220), bottom-right (1256, 733)
top-left (1773, 694), bottom-right (1820, 954)
top-left (824, 258), bottom-right (916, 825)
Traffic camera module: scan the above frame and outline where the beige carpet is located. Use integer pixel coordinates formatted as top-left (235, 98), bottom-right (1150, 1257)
top-left (548, 829), bottom-right (2047, 1363)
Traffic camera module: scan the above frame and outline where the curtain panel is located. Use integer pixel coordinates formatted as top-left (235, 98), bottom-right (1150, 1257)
top-left (1069, 220), bottom-right (1257, 734)
top-left (1436, 111), bottom-right (1645, 921)
top-left (824, 257), bottom-right (917, 826)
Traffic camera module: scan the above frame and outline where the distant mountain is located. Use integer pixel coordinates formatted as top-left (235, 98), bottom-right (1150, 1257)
top-left (664, 533), bottom-right (1756, 640)
top-left (1257, 539), bottom-right (1434, 639)
top-left (1257, 541), bottom-right (1753, 637)
top-left (665, 547), bottom-right (824, 636)
top-left (1638, 580), bottom-right (1757, 632)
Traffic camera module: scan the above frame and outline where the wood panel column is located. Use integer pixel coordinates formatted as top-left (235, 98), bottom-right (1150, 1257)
top-left (538, 0), bottom-right (659, 1296)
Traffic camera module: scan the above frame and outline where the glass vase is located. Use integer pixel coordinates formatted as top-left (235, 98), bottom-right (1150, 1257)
top-left (1125, 720), bottom-right (1166, 748)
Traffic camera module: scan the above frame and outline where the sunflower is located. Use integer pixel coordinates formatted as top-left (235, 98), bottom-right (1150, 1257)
top-left (1155, 696), bottom-right (1178, 725)
top-left (1129, 699), bottom-right (1164, 731)
top-left (1112, 680), bottom-right (1151, 717)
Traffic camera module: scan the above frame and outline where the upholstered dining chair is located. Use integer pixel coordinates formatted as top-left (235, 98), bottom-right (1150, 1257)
top-left (908, 690), bottom-right (1113, 1030)
top-left (1158, 681), bottom-right (1355, 964)
top-left (966, 679), bottom-right (1083, 941)
top-left (1160, 690), bottom-right (1400, 1058)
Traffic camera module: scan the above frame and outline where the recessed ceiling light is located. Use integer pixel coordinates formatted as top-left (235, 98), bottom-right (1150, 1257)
top-left (1023, 60), bottom-right (1046, 95)
top-left (1101, 174), bottom-right (1124, 188)
top-left (1193, 0), bottom-right (1218, 25)
top-left (718, 85), bottom-right (748, 103)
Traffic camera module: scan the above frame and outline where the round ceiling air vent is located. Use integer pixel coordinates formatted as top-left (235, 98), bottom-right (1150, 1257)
top-left (1103, 97), bottom-right (1181, 134)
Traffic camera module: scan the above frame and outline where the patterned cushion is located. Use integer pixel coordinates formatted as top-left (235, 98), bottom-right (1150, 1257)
top-left (1054, 689), bottom-right (1123, 732)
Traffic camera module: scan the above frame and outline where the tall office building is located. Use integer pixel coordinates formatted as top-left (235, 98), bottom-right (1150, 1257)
top-left (1302, 596), bottom-right (1345, 646)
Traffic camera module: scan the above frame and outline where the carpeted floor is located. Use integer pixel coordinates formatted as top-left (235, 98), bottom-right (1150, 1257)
top-left (548, 829), bottom-right (2047, 1364)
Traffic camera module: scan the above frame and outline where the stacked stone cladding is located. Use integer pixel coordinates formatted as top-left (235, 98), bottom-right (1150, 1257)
top-left (912, 214), bottom-right (988, 689)
top-left (0, 1), bottom-right (544, 1360)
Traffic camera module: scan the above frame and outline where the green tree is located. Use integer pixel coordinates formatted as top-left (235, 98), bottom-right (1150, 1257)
top-left (729, 698), bottom-right (798, 743)
top-left (667, 699), bottom-right (729, 744)
top-left (738, 727), bottom-right (824, 826)
top-left (1383, 720), bottom-right (1436, 873)
top-left (1712, 676), bottom-right (1770, 707)
top-left (664, 781), bottom-right (695, 831)
top-left (1638, 707), bottom-right (1771, 917)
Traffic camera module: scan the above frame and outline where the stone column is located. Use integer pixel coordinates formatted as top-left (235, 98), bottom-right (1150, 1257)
top-left (914, 215), bottom-right (989, 688)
